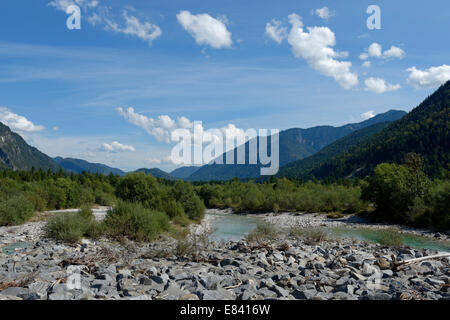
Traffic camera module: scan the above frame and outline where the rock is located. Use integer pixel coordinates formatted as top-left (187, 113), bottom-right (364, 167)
top-left (220, 259), bottom-right (241, 268)
top-left (199, 288), bottom-right (235, 300)
top-left (376, 258), bottom-right (391, 270)
top-left (291, 289), bottom-right (317, 300)
top-left (0, 294), bottom-right (23, 300)
top-left (179, 293), bottom-right (199, 300)
top-left (0, 287), bottom-right (29, 298)
top-left (366, 293), bottom-right (392, 300)
top-left (272, 285), bottom-right (289, 298)
top-left (273, 253), bottom-right (284, 262)
top-left (426, 278), bottom-right (445, 287)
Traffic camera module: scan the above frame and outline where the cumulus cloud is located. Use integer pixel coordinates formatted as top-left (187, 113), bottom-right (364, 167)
top-left (360, 110), bottom-right (376, 120)
top-left (105, 11), bottom-right (162, 46)
top-left (362, 61), bottom-right (371, 68)
top-left (101, 141), bottom-right (135, 153)
top-left (286, 13), bottom-right (358, 89)
top-left (176, 10), bottom-right (232, 49)
top-left (364, 77), bottom-right (401, 94)
top-left (117, 107), bottom-right (192, 143)
top-left (361, 42), bottom-right (405, 60)
top-left (406, 65), bottom-right (450, 88)
top-left (265, 19), bottom-right (287, 44)
top-left (116, 107), bottom-right (248, 152)
top-left (0, 107), bottom-right (45, 132)
top-left (313, 7), bottom-right (335, 20)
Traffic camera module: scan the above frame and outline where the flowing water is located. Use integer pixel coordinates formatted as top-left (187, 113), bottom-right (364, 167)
top-left (208, 212), bottom-right (450, 252)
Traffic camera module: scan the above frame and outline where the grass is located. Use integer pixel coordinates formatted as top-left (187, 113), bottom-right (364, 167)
top-left (376, 229), bottom-right (404, 247)
top-left (288, 227), bottom-right (327, 244)
top-left (246, 221), bottom-right (279, 243)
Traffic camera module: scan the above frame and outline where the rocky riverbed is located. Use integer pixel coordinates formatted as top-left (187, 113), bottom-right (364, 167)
top-left (0, 209), bottom-right (449, 300)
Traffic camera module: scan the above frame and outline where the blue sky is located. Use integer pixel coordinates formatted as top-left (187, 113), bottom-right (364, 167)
top-left (0, 0), bottom-right (449, 172)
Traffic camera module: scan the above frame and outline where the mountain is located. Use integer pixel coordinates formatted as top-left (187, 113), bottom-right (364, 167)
top-left (0, 122), bottom-right (60, 171)
top-left (135, 168), bottom-right (173, 180)
top-left (54, 157), bottom-right (125, 176)
top-left (170, 166), bottom-right (201, 179)
top-left (277, 121), bottom-right (393, 179)
top-left (306, 81), bottom-right (450, 180)
top-left (186, 110), bottom-right (406, 181)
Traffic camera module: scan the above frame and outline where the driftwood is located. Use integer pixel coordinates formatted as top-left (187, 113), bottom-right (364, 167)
top-left (392, 253), bottom-right (450, 271)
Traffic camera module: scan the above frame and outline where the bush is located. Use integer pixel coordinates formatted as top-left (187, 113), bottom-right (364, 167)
top-left (288, 227), bottom-right (327, 244)
top-left (45, 212), bottom-right (103, 243)
top-left (171, 181), bottom-right (205, 221)
top-left (246, 221), bottom-right (278, 243)
top-left (115, 173), bottom-right (164, 210)
top-left (104, 201), bottom-right (170, 242)
top-left (0, 194), bottom-right (34, 226)
top-left (78, 204), bottom-right (94, 220)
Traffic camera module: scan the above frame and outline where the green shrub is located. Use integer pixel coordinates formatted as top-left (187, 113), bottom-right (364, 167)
top-left (104, 200), bottom-right (170, 242)
top-left (171, 181), bottom-right (205, 221)
top-left (162, 199), bottom-right (185, 219)
top-left (78, 204), bottom-right (94, 220)
top-left (0, 194), bottom-right (34, 226)
top-left (115, 173), bottom-right (164, 210)
top-left (45, 212), bottom-right (103, 243)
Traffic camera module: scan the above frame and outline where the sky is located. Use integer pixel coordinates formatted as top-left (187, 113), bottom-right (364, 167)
top-left (0, 0), bottom-right (449, 172)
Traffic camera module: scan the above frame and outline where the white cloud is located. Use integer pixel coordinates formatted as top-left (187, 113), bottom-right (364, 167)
top-left (360, 110), bottom-right (376, 120)
top-left (176, 10), bottom-right (232, 49)
top-left (116, 107), bottom-right (247, 152)
top-left (117, 107), bottom-right (195, 143)
top-left (0, 107), bottom-right (45, 132)
top-left (362, 61), bottom-right (371, 68)
top-left (383, 46), bottom-right (405, 59)
top-left (105, 11), bottom-right (162, 46)
top-left (359, 53), bottom-right (369, 60)
top-left (265, 19), bottom-right (287, 44)
top-left (313, 7), bottom-right (335, 20)
top-left (48, 0), bottom-right (97, 12)
top-left (367, 42), bottom-right (382, 58)
top-left (101, 141), bottom-right (135, 153)
top-left (364, 77), bottom-right (401, 94)
top-left (286, 13), bottom-right (358, 89)
top-left (361, 42), bottom-right (405, 60)
top-left (406, 65), bottom-right (450, 88)
top-left (145, 156), bottom-right (172, 165)
top-left (49, 2), bottom-right (162, 46)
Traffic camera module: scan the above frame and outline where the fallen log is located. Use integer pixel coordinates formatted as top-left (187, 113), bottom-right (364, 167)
top-left (392, 253), bottom-right (450, 271)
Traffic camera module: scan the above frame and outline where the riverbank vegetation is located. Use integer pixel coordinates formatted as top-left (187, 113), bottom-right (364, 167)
top-left (1, 152), bottom-right (448, 239)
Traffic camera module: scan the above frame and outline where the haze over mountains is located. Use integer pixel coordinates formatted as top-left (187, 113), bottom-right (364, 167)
top-left (1, 81), bottom-right (448, 181)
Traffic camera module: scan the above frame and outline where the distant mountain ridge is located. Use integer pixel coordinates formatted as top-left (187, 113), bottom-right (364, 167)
top-left (170, 166), bottom-right (200, 179)
top-left (186, 110), bottom-right (407, 181)
top-left (304, 80), bottom-right (450, 179)
top-left (277, 121), bottom-right (393, 180)
top-left (0, 122), bottom-right (60, 171)
top-left (54, 157), bottom-right (125, 176)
